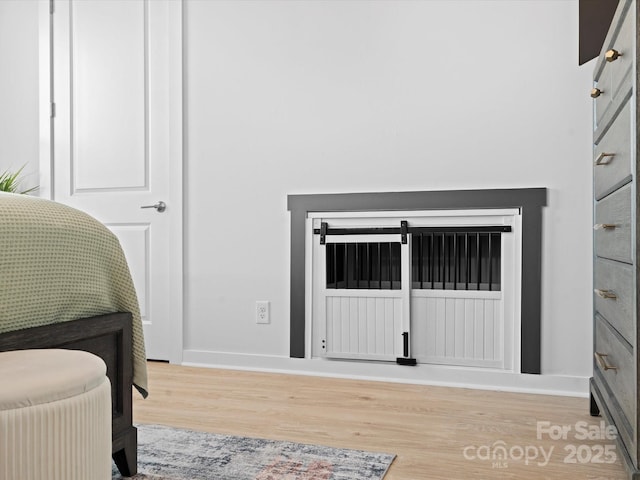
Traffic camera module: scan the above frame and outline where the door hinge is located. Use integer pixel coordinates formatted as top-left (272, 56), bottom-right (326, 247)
top-left (51, 102), bottom-right (56, 118)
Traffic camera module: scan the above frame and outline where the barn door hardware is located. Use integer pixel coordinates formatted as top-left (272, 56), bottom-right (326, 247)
top-left (314, 224), bottom-right (511, 236)
top-left (319, 222), bottom-right (328, 245)
top-left (396, 332), bottom-right (416, 366)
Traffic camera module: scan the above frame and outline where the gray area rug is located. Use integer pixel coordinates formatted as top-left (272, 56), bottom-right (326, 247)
top-left (113, 424), bottom-right (395, 480)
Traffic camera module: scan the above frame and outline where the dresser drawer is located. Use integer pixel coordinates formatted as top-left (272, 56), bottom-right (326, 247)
top-left (594, 315), bottom-right (634, 429)
top-left (594, 182), bottom-right (633, 263)
top-left (608, 7), bottom-right (634, 102)
top-left (594, 99), bottom-right (632, 200)
top-left (594, 5), bottom-right (634, 126)
top-left (594, 67), bottom-right (612, 128)
top-left (594, 257), bottom-right (634, 343)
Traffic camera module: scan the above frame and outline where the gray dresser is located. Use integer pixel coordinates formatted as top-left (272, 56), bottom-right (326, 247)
top-left (590, 0), bottom-right (640, 477)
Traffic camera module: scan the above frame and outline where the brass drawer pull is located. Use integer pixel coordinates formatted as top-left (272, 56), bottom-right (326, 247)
top-left (595, 152), bottom-right (615, 165)
top-left (605, 49), bottom-right (622, 62)
top-left (594, 223), bottom-right (617, 230)
top-left (591, 88), bottom-right (603, 98)
top-left (595, 352), bottom-right (618, 371)
top-left (594, 288), bottom-right (618, 300)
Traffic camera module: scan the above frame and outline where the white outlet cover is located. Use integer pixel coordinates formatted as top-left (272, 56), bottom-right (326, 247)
top-left (256, 301), bottom-right (270, 324)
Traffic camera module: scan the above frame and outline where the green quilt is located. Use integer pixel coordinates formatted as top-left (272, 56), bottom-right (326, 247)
top-left (0, 193), bottom-right (148, 397)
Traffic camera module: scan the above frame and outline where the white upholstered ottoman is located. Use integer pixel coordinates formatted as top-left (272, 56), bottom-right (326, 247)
top-left (0, 349), bottom-right (112, 480)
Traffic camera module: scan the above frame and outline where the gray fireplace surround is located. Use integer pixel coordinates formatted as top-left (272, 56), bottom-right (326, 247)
top-left (287, 188), bottom-right (547, 374)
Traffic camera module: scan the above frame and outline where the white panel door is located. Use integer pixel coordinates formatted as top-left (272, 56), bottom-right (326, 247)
top-left (51, 0), bottom-right (182, 361)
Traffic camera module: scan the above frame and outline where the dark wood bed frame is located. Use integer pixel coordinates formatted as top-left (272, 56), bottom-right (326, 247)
top-left (0, 312), bottom-right (137, 476)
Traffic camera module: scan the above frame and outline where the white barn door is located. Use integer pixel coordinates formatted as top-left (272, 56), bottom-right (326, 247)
top-left (50, 0), bottom-right (183, 361)
top-left (318, 233), bottom-right (412, 361)
top-left (310, 211), bottom-right (520, 372)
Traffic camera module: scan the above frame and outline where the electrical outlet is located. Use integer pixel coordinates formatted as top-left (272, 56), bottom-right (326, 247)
top-left (256, 301), bottom-right (270, 324)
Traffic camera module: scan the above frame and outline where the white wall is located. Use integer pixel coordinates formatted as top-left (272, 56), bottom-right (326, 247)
top-left (184, 0), bottom-right (595, 389)
top-left (0, 0), bottom-right (596, 393)
top-left (0, 0), bottom-right (40, 192)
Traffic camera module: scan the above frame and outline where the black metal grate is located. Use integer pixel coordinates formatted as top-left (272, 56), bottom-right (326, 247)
top-left (325, 231), bottom-right (502, 291)
top-left (326, 242), bottom-right (402, 290)
top-left (411, 232), bottom-right (501, 291)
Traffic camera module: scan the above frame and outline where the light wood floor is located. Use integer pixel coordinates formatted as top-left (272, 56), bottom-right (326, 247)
top-left (134, 362), bottom-right (627, 479)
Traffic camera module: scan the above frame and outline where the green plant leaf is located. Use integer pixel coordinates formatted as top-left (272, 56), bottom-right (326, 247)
top-left (0, 165), bottom-right (39, 194)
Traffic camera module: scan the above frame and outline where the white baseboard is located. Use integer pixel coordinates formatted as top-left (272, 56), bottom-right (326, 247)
top-left (181, 349), bottom-right (590, 398)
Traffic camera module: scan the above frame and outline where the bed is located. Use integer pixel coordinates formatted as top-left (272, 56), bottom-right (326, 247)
top-left (0, 192), bottom-right (148, 477)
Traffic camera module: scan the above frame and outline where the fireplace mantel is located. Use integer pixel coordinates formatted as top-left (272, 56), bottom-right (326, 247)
top-left (287, 188), bottom-right (547, 374)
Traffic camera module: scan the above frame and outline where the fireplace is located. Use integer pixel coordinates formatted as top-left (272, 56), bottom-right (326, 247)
top-left (287, 189), bottom-right (547, 374)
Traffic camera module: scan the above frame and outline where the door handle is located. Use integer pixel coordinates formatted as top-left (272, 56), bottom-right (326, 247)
top-left (141, 201), bottom-right (166, 213)
top-left (593, 223), bottom-right (616, 230)
top-left (594, 352), bottom-right (618, 371)
top-left (594, 288), bottom-right (617, 300)
top-left (595, 152), bottom-right (615, 166)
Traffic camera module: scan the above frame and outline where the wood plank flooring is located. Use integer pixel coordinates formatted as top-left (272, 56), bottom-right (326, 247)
top-left (133, 362), bottom-right (627, 479)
